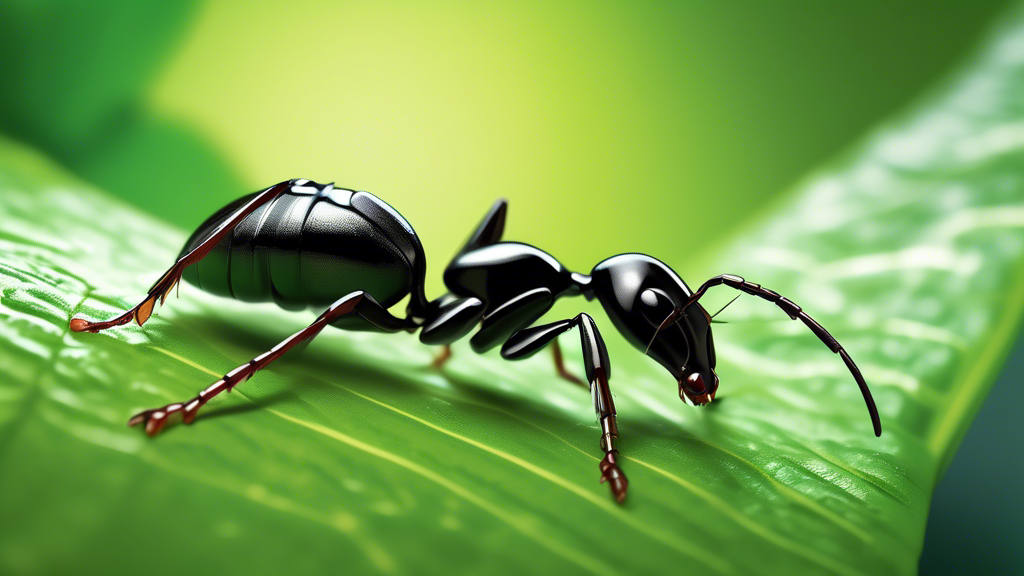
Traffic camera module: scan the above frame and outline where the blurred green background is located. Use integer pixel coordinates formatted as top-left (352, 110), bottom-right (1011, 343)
top-left (0, 0), bottom-right (1012, 292)
top-left (1, 1), bottom-right (1020, 573)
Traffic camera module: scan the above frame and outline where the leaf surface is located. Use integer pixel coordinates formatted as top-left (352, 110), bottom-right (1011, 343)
top-left (4, 8), bottom-right (1024, 576)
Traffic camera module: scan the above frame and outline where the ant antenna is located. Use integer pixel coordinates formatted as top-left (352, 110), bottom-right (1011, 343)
top-left (668, 273), bottom-right (882, 436)
top-left (711, 294), bottom-right (741, 319)
top-left (646, 294), bottom-right (740, 353)
top-left (645, 308), bottom-right (682, 355)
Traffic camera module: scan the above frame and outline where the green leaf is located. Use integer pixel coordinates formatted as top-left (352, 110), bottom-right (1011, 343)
top-left (4, 8), bottom-right (1024, 576)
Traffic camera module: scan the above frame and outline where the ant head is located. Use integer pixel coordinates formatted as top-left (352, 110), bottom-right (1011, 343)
top-left (589, 254), bottom-right (719, 406)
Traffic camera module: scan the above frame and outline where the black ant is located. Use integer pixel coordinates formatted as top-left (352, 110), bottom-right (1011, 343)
top-left (71, 179), bottom-right (881, 504)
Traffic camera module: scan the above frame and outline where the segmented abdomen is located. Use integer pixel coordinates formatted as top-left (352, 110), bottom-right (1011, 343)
top-left (180, 184), bottom-right (414, 311)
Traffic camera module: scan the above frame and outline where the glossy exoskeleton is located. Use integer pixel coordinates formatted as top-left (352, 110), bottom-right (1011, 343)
top-left (70, 179), bottom-right (882, 504)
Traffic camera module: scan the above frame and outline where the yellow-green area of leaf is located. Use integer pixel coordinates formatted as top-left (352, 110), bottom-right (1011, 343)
top-left (6, 8), bottom-right (1024, 576)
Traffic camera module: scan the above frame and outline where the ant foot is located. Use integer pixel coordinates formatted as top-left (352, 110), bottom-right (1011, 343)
top-left (599, 451), bottom-right (629, 504)
top-left (128, 398), bottom-right (201, 436)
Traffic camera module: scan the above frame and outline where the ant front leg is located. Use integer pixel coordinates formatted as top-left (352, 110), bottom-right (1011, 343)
top-left (130, 291), bottom-right (404, 436)
top-left (502, 313), bottom-right (628, 503)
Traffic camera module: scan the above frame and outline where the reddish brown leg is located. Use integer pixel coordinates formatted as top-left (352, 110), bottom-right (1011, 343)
top-left (592, 368), bottom-right (628, 503)
top-left (69, 180), bottom-right (296, 333)
top-left (129, 291), bottom-right (375, 436)
top-left (431, 344), bottom-right (452, 369)
top-left (550, 339), bottom-right (585, 388)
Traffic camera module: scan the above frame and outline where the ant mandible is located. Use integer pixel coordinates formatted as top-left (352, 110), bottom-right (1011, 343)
top-left (70, 179), bottom-right (882, 504)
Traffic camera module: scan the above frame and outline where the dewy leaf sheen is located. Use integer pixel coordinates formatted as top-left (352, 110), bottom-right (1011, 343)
top-left (5, 7), bottom-right (1024, 575)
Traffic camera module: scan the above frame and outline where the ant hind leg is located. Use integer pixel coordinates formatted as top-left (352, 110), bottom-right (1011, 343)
top-left (70, 180), bottom-right (297, 333)
top-left (128, 291), bottom-right (405, 436)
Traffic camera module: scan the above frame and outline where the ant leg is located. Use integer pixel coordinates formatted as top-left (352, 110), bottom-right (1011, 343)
top-left (69, 180), bottom-right (298, 333)
top-left (575, 315), bottom-right (628, 504)
top-left (592, 367), bottom-right (628, 504)
top-left (502, 314), bottom-right (628, 503)
top-left (128, 291), bottom-right (403, 436)
top-left (431, 344), bottom-right (453, 369)
top-left (418, 295), bottom-right (485, 369)
top-left (551, 339), bottom-right (585, 388)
